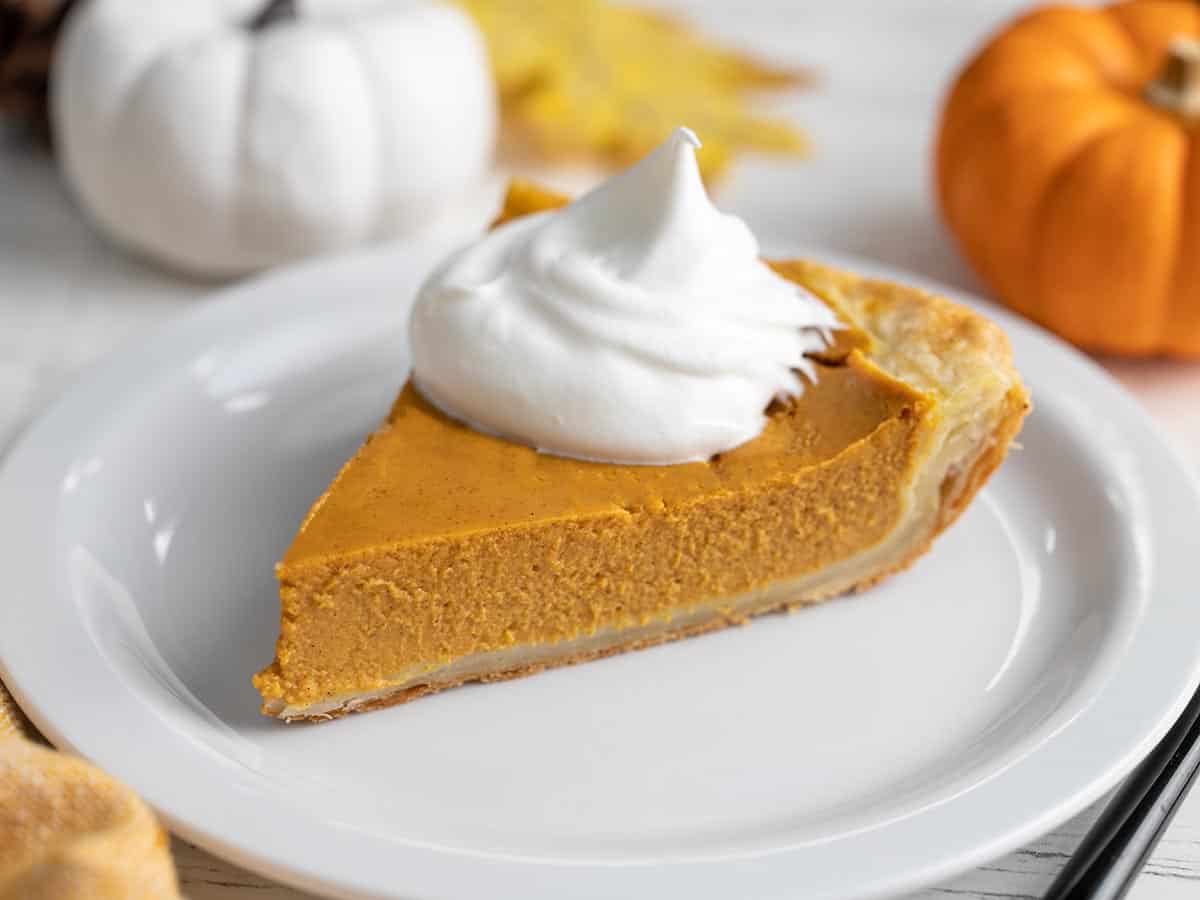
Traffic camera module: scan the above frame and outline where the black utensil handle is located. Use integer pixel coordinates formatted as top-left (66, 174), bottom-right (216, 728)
top-left (1042, 681), bottom-right (1200, 900)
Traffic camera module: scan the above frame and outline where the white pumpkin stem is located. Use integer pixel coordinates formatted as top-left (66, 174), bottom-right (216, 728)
top-left (1146, 37), bottom-right (1200, 119)
top-left (248, 0), bottom-right (296, 31)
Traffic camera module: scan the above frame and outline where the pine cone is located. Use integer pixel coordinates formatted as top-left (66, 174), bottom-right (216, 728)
top-left (0, 0), bottom-right (74, 141)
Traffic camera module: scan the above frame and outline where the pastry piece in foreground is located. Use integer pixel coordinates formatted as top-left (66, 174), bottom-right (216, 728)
top-left (254, 141), bottom-right (1029, 721)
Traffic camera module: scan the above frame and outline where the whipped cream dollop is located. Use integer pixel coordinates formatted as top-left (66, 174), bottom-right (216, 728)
top-left (409, 127), bottom-right (838, 465)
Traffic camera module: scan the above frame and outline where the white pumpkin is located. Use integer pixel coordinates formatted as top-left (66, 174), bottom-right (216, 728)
top-left (51, 0), bottom-right (497, 277)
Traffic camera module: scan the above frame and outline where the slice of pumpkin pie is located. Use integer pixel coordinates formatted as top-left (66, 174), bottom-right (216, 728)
top-left (254, 129), bottom-right (1028, 721)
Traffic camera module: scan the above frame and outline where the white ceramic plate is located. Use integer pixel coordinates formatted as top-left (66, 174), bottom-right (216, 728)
top-left (3, 235), bottom-right (1200, 900)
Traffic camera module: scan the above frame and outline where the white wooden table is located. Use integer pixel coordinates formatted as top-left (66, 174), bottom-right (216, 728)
top-left (4, 1), bottom-right (1200, 897)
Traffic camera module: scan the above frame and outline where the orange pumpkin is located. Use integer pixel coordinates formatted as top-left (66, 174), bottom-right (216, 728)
top-left (936, 1), bottom-right (1200, 357)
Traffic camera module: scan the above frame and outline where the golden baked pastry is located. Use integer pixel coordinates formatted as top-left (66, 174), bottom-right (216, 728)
top-left (254, 183), bottom-right (1029, 721)
top-left (0, 737), bottom-right (181, 899)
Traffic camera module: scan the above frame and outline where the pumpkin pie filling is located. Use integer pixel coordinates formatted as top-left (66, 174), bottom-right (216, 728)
top-left (255, 348), bottom-right (929, 715)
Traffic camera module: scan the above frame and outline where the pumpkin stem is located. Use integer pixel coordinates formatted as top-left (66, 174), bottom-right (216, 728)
top-left (1146, 37), bottom-right (1200, 120)
top-left (247, 0), bottom-right (296, 31)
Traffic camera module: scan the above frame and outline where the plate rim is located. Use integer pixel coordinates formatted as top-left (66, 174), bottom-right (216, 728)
top-left (3, 240), bottom-right (1200, 900)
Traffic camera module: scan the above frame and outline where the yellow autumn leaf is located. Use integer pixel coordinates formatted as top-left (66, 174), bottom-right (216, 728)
top-left (457, 0), bottom-right (809, 181)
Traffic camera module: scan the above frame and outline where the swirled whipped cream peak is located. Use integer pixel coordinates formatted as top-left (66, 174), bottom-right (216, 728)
top-left (409, 127), bottom-right (840, 465)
